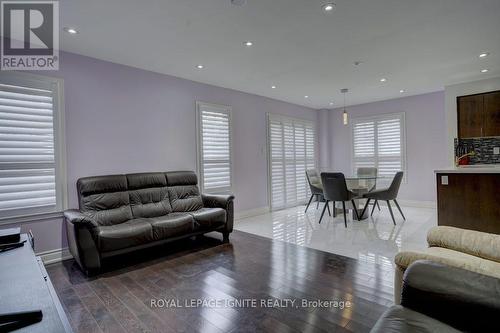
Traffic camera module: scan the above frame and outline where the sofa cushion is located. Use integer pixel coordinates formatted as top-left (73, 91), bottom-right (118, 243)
top-left (148, 213), bottom-right (194, 240)
top-left (165, 171), bottom-right (198, 186)
top-left (127, 173), bottom-right (172, 218)
top-left (165, 171), bottom-right (203, 212)
top-left (189, 208), bottom-right (226, 228)
top-left (371, 306), bottom-right (460, 333)
top-left (127, 172), bottom-right (167, 190)
top-left (78, 174), bottom-right (128, 196)
top-left (96, 218), bottom-right (153, 252)
top-left (78, 175), bottom-right (132, 226)
top-left (427, 226), bottom-right (500, 264)
top-left (84, 204), bottom-right (132, 226)
top-left (395, 247), bottom-right (500, 280)
top-left (129, 188), bottom-right (172, 218)
top-left (168, 185), bottom-right (203, 212)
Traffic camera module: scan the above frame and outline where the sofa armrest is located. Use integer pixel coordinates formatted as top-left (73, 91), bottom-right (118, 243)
top-left (202, 194), bottom-right (235, 209)
top-left (64, 210), bottom-right (101, 273)
top-left (427, 226), bottom-right (500, 263)
top-left (401, 260), bottom-right (500, 332)
top-left (202, 194), bottom-right (235, 234)
top-left (64, 209), bottom-right (98, 229)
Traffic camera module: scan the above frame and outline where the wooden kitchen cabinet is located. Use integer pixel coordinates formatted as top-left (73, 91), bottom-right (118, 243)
top-left (457, 90), bottom-right (500, 138)
top-left (458, 94), bottom-right (484, 138)
top-left (484, 91), bottom-right (500, 137)
top-left (437, 172), bottom-right (500, 234)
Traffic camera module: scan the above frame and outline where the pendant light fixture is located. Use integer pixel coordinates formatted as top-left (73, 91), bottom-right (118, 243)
top-left (341, 88), bottom-right (349, 125)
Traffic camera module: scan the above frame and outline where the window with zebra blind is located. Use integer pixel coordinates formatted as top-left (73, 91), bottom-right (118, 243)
top-left (351, 112), bottom-right (406, 179)
top-left (0, 73), bottom-right (66, 219)
top-left (196, 102), bottom-right (233, 193)
top-left (267, 114), bottom-right (316, 211)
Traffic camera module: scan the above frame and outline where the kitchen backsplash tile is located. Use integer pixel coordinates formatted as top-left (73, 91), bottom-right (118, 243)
top-left (454, 137), bottom-right (500, 164)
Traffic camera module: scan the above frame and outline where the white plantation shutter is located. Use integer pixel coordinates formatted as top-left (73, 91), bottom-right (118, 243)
top-left (0, 73), bottom-right (65, 218)
top-left (197, 102), bottom-right (232, 193)
top-left (352, 113), bottom-right (406, 179)
top-left (377, 118), bottom-right (403, 177)
top-left (268, 114), bottom-right (315, 211)
top-left (352, 121), bottom-right (376, 169)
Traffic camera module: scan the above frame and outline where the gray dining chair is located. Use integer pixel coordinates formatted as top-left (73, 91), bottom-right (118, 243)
top-left (320, 172), bottom-right (360, 227)
top-left (360, 171), bottom-right (405, 225)
top-left (305, 169), bottom-right (331, 216)
top-left (357, 167), bottom-right (380, 211)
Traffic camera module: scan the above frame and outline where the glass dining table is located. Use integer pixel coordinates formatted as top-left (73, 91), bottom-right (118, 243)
top-left (339, 175), bottom-right (392, 220)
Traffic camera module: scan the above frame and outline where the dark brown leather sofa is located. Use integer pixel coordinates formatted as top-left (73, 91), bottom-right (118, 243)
top-left (371, 260), bottom-right (500, 332)
top-left (64, 171), bottom-right (234, 274)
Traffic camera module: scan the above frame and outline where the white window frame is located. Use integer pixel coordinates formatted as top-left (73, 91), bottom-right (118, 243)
top-left (0, 71), bottom-right (67, 222)
top-left (350, 112), bottom-right (407, 182)
top-left (266, 113), bottom-right (317, 211)
top-left (196, 101), bottom-right (233, 194)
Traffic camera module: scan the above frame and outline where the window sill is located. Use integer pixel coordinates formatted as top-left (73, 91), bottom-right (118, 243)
top-left (0, 211), bottom-right (64, 226)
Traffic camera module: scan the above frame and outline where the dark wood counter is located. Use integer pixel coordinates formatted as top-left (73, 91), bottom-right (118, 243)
top-left (436, 171), bottom-right (500, 234)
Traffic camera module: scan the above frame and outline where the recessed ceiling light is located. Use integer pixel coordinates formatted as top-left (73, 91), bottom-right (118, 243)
top-left (380, 78), bottom-right (387, 82)
top-left (63, 27), bottom-right (78, 34)
top-left (481, 69), bottom-right (489, 73)
top-left (304, 95), bottom-right (309, 99)
top-left (231, 0), bottom-right (247, 6)
top-left (399, 89), bottom-right (405, 93)
top-left (196, 64), bottom-right (204, 69)
top-left (322, 3), bottom-right (336, 12)
top-left (244, 41), bottom-right (253, 47)
top-left (271, 85), bottom-right (277, 89)
top-left (479, 52), bottom-right (489, 58)
top-left (329, 102), bottom-right (334, 106)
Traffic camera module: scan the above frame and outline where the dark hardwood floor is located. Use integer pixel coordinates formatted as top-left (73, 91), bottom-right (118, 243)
top-left (46, 230), bottom-right (394, 333)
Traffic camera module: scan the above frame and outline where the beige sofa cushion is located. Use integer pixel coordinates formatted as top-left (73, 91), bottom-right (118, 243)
top-left (395, 247), bottom-right (500, 280)
top-left (427, 226), bottom-right (500, 263)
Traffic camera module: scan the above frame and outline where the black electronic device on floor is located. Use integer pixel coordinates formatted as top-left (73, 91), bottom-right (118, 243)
top-left (0, 227), bottom-right (21, 245)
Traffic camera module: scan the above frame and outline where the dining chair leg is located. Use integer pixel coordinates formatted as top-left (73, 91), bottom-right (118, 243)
top-left (326, 201), bottom-right (331, 216)
top-left (371, 199), bottom-right (378, 216)
top-left (332, 201), bottom-right (336, 217)
top-left (351, 200), bottom-right (360, 221)
top-left (305, 194), bottom-right (314, 213)
top-left (361, 198), bottom-right (371, 218)
top-left (376, 200), bottom-right (381, 211)
top-left (316, 195), bottom-right (320, 209)
top-left (386, 200), bottom-right (396, 225)
top-left (342, 201), bottom-right (347, 227)
top-left (318, 200), bottom-right (329, 224)
top-left (393, 199), bottom-right (406, 220)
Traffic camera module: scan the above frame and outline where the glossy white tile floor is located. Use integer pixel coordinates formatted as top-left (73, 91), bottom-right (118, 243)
top-left (234, 202), bottom-right (436, 268)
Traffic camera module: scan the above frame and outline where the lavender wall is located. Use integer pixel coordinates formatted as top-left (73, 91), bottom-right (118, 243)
top-left (58, 52), bottom-right (317, 211)
top-left (6, 52), bottom-right (317, 253)
top-left (326, 91), bottom-right (447, 203)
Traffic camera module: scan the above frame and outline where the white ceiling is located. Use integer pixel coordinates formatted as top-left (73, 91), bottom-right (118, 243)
top-left (59, 0), bottom-right (500, 108)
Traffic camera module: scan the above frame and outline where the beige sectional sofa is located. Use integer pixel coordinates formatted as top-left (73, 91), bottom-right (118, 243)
top-left (394, 226), bottom-right (500, 303)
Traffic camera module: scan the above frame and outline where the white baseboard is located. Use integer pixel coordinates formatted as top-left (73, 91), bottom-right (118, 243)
top-left (235, 206), bottom-right (270, 220)
top-left (38, 247), bottom-right (73, 265)
top-left (374, 200), bottom-right (436, 208)
top-left (394, 200), bottom-right (436, 208)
